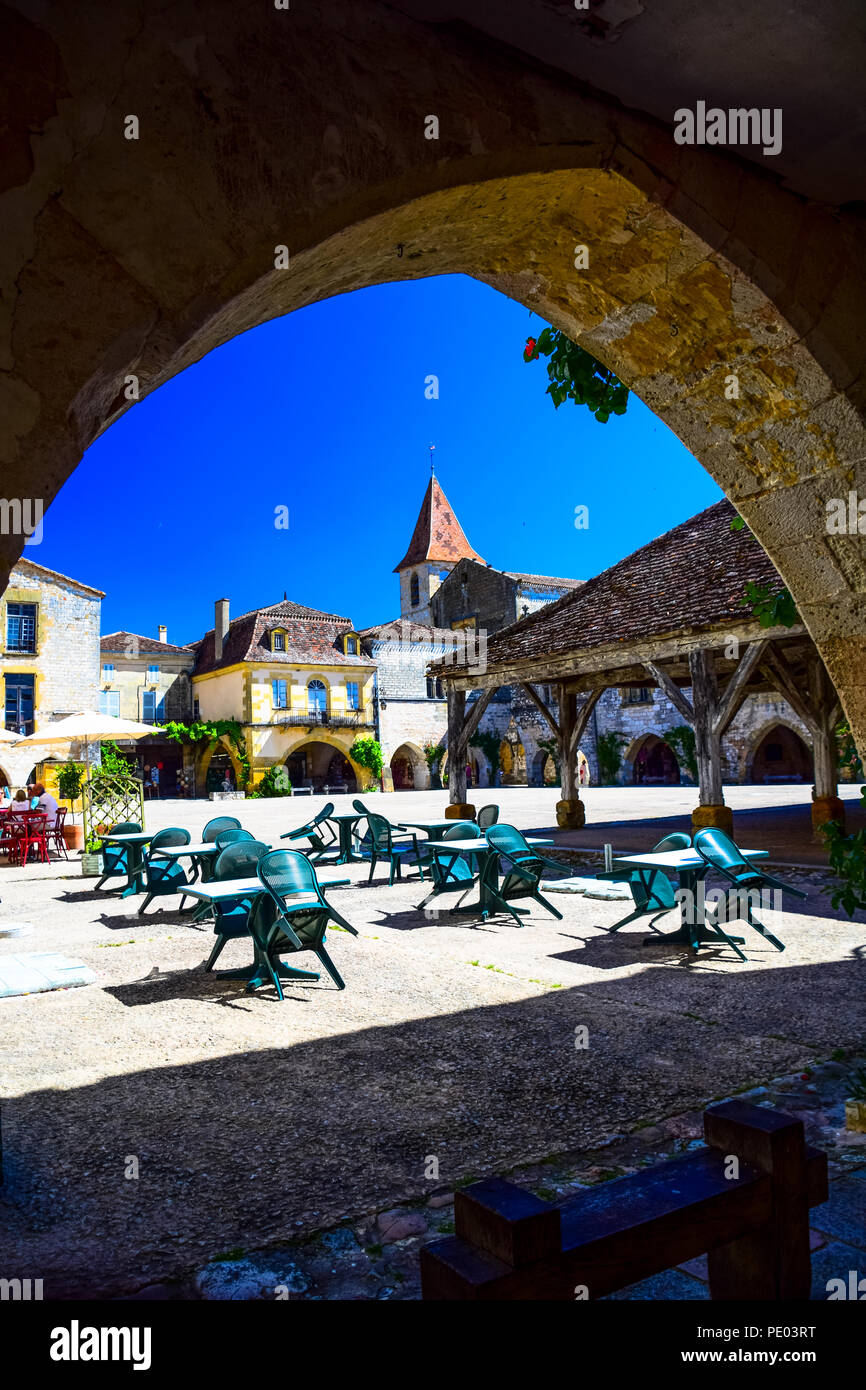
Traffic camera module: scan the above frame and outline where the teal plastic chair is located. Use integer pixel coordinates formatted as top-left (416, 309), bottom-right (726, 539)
top-left (416, 821), bottom-right (482, 911)
top-left (203, 840), bottom-right (270, 972)
top-left (215, 827), bottom-right (254, 850)
top-left (694, 828), bottom-right (805, 954)
top-left (94, 821), bottom-right (142, 891)
top-left (477, 805), bottom-right (499, 830)
top-left (484, 824), bottom-right (569, 925)
top-left (280, 801), bottom-right (337, 861)
top-left (202, 815), bottom-right (242, 842)
top-left (353, 799), bottom-right (421, 860)
top-left (596, 832), bottom-right (692, 932)
top-left (366, 812), bottom-right (425, 885)
top-left (138, 827), bottom-right (192, 914)
top-left (252, 849), bottom-right (357, 997)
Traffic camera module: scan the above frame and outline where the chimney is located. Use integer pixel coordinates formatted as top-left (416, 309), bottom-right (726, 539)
top-left (214, 598), bottom-right (230, 661)
top-left (158, 624), bottom-right (167, 644)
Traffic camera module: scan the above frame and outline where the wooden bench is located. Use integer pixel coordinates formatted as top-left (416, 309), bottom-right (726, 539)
top-left (421, 1101), bottom-right (827, 1300)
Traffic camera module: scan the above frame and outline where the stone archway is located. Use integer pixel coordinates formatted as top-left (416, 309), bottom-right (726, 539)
top-left (747, 722), bottom-right (814, 785)
top-left (283, 736), bottom-right (364, 793)
top-left (390, 742), bottom-right (427, 791)
top-left (196, 736), bottom-right (245, 796)
top-left (4, 3), bottom-right (865, 753)
top-left (628, 733), bottom-right (682, 787)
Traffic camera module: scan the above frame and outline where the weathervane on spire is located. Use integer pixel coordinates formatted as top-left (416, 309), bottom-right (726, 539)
top-left (429, 443), bottom-right (436, 477)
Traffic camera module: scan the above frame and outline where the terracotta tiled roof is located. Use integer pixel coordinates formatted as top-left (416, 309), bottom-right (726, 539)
top-left (101, 631), bottom-right (194, 657)
top-left (505, 572), bottom-right (585, 590)
top-left (436, 500), bottom-right (787, 673)
top-left (393, 478), bottom-right (485, 571)
top-left (358, 618), bottom-right (459, 642)
top-left (193, 600), bottom-right (375, 675)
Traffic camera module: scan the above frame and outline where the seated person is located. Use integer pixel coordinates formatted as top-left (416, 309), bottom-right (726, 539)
top-left (32, 781), bottom-right (59, 825)
top-left (13, 788), bottom-right (28, 803)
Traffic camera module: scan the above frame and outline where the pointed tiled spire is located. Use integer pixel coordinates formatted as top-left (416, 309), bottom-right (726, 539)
top-left (393, 478), bottom-right (485, 572)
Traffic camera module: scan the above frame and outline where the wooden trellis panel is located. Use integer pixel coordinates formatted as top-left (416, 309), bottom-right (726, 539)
top-left (83, 772), bottom-right (144, 842)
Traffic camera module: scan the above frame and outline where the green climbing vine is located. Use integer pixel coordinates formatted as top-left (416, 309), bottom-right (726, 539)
top-left (822, 787), bottom-right (866, 917)
top-left (730, 516), bottom-right (799, 628)
top-left (663, 726), bottom-right (699, 783)
top-left (597, 731), bottom-right (627, 784)
top-left (349, 735), bottom-right (383, 784)
top-left (163, 719), bottom-right (251, 789)
top-left (523, 326), bottom-right (629, 424)
top-left (470, 730), bottom-right (503, 787)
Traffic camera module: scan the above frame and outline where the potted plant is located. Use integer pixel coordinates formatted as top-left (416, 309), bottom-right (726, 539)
top-left (56, 761), bottom-right (85, 851)
top-left (81, 834), bottom-right (103, 877)
top-left (845, 1066), bottom-right (866, 1134)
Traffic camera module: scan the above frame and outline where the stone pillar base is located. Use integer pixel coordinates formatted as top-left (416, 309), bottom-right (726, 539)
top-left (691, 803), bottom-right (733, 836)
top-left (446, 803), bottom-right (475, 820)
top-left (811, 794), bottom-right (845, 834)
top-left (556, 798), bottom-right (585, 829)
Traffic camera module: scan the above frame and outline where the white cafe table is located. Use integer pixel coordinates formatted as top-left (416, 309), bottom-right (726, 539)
top-left (419, 836), bottom-right (555, 920)
top-left (609, 847), bottom-right (769, 950)
top-left (183, 875), bottom-right (351, 982)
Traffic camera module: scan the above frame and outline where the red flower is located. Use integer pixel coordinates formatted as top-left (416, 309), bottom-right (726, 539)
top-left (524, 337), bottom-right (537, 361)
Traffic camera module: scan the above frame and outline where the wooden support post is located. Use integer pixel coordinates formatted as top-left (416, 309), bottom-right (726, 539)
top-left (445, 688), bottom-right (469, 815)
top-left (807, 655), bottom-right (845, 834)
top-left (647, 654), bottom-right (732, 835)
top-left (445, 686), bottom-right (496, 817)
top-left (554, 688), bottom-right (601, 827)
top-left (704, 1099), bottom-right (820, 1300)
top-left (761, 647), bottom-right (845, 834)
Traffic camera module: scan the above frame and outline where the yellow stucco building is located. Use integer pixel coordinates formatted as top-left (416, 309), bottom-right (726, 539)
top-left (191, 598), bottom-right (378, 793)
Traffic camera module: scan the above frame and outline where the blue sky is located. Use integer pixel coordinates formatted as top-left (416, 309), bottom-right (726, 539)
top-left (38, 274), bottom-right (722, 644)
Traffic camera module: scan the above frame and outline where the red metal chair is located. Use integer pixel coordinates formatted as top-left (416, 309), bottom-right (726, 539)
top-left (48, 806), bottom-right (69, 859)
top-left (16, 811), bottom-right (49, 865)
top-left (0, 811), bottom-right (21, 862)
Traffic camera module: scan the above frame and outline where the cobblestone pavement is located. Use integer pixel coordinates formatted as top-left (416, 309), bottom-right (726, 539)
top-left (127, 1058), bottom-right (866, 1303)
top-left (0, 787), bottom-right (863, 1300)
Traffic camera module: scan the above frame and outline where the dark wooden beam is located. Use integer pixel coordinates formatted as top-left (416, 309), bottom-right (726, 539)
top-left (458, 687), bottom-right (495, 753)
top-left (646, 661), bottom-right (694, 722)
top-left (519, 682), bottom-right (559, 738)
top-left (714, 639), bottom-right (770, 738)
top-left (568, 689), bottom-right (603, 762)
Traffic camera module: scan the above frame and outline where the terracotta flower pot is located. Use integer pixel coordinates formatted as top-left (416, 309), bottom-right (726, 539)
top-left (63, 823), bottom-right (84, 851)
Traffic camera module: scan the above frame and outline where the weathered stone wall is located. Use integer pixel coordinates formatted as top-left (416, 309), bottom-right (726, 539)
top-left (432, 561), bottom-right (517, 636)
top-left (365, 633), bottom-right (448, 784)
top-left (1, 560), bottom-right (101, 729)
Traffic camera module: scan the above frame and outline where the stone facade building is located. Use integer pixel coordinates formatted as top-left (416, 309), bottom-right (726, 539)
top-left (189, 597), bottom-right (377, 794)
top-left (361, 478), bottom-right (585, 790)
top-left (0, 558), bottom-right (103, 787)
top-left (99, 627), bottom-right (195, 795)
top-left (373, 482), bottom-right (819, 794)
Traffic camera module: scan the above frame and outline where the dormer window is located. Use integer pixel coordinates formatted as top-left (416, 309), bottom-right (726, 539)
top-left (270, 628), bottom-right (287, 652)
top-left (343, 633), bottom-right (358, 656)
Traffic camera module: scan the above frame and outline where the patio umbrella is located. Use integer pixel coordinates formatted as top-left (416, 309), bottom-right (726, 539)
top-left (13, 712), bottom-right (165, 771)
top-left (0, 728), bottom-right (21, 743)
top-left (12, 712), bottom-right (166, 820)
